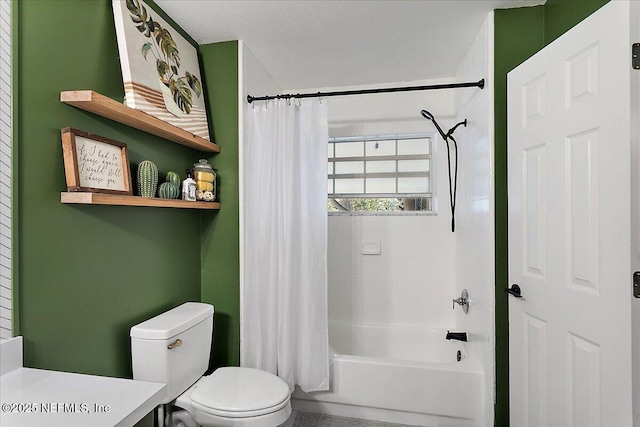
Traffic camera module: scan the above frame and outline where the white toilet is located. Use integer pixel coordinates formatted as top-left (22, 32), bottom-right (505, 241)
top-left (130, 302), bottom-right (291, 427)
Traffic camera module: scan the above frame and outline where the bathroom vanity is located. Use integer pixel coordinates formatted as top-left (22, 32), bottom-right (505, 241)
top-left (0, 337), bottom-right (166, 427)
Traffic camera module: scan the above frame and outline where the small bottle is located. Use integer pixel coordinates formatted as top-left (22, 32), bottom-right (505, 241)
top-left (182, 169), bottom-right (196, 201)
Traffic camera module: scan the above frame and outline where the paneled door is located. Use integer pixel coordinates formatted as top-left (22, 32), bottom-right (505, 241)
top-left (507, 1), bottom-right (636, 426)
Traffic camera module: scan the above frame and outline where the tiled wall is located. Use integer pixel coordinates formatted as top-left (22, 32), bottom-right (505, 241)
top-left (0, 0), bottom-right (12, 341)
top-left (328, 215), bottom-right (456, 327)
top-left (322, 79), bottom-right (459, 328)
top-left (454, 14), bottom-right (494, 341)
top-left (453, 14), bottom-right (495, 427)
top-left (323, 15), bottom-right (495, 424)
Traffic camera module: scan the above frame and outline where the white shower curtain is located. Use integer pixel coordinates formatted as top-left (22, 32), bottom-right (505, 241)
top-left (242, 99), bottom-right (329, 392)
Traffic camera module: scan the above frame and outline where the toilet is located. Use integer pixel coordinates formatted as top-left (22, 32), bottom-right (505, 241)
top-left (130, 302), bottom-right (291, 427)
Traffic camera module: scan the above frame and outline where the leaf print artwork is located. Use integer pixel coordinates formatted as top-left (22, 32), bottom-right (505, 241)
top-left (113, 0), bottom-right (210, 139)
top-left (125, 0), bottom-right (202, 116)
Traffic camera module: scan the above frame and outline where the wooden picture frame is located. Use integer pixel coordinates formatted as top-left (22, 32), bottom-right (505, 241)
top-left (61, 127), bottom-right (133, 195)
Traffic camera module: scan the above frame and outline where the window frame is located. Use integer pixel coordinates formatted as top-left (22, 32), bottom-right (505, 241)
top-left (328, 133), bottom-right (437, 216)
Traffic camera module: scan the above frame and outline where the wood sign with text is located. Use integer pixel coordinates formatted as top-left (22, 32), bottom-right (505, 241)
top-left (61, 128), bottom-right (133, 195)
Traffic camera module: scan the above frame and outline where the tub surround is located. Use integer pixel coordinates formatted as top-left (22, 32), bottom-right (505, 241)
top-left (0, 337), bottom-right (166, 427)
top-left (293, 324), bottom-right (484, 426)
top-left (322, 77), bottom-right (457, 328)
top-left (314, 75), bottom-right (482, 426)
top-left (453, 13), bottom-right (495, 427)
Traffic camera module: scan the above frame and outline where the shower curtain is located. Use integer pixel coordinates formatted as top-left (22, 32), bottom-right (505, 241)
top-left (242, 99), bottom-right (329, 392)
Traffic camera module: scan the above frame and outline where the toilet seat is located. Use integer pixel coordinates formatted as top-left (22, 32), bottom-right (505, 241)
top-left (190, 367), bottom-right (291, 419)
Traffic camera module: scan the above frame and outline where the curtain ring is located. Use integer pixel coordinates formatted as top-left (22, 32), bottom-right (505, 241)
top-left (287, 97), bottom-right (292, 106)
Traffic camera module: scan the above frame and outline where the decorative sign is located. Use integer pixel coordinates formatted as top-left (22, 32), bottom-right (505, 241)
top-left (61, 128), bottom-right (133, 195)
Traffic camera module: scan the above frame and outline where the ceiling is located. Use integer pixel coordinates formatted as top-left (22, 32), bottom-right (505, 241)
top-left (155, 0), bottom-right (545, 90)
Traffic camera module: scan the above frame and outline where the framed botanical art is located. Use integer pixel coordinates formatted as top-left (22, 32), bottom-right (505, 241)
top-left (112, 0), bottom-right (211, 141)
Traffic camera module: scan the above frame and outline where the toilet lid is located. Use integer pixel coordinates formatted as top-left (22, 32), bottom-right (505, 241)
top-left (191, 367), bottom-right (290, 418)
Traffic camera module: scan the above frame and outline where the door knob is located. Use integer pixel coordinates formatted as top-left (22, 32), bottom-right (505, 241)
top-left (504, 284), bottom-right (522, 298)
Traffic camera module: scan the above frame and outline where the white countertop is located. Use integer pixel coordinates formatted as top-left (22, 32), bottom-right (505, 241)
top-left (1, 337), bottom-right (166, 427)
top-left (1, 367), bottom-right (166, 427)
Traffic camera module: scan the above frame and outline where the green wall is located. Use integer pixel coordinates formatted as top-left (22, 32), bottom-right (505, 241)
top-left (544, 0), bottom-right (611, 44)
top-left (16, 0), bottom-right (242, 379)
top-left (15, 0), bottom-right (205, 378)
top-left (493, 7), bottom-right (545, 426)
top-left (493, 0), bottom-right (608, 425)
top-left (198, 41), bottom-right (241, 370)
top-left (14, 2), bottom-right (242, 425)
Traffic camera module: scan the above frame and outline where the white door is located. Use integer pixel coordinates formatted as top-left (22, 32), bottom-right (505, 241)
top-left (507, 1), bottom-right (637, 426)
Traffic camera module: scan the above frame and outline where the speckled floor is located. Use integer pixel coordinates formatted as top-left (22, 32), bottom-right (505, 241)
top-left (290, 411), bottom-right (413, 427)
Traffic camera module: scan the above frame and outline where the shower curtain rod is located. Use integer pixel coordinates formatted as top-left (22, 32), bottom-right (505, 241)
top-left (246, 79), bottom-right (484, 103)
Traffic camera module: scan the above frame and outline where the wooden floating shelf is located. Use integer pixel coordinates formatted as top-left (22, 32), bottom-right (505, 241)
top-left (61, 192), bottom-right (221, 210)
top-left (60, 91), bottom-right (220, 153)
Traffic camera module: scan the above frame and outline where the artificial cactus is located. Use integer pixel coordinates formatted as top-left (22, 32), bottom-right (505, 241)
top-left (166, 171), bottom-right (180, 189)
top-left (137, 160), bottom-right (158, 198)
top-left (158, 182), bottom-right (180, 199)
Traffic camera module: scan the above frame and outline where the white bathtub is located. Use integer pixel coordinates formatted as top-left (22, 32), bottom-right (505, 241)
top-left (292, 322), bottom-right (485, 427)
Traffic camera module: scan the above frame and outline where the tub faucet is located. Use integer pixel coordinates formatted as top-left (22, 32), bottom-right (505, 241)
top-left (446, 331), bottom-right (467, 342)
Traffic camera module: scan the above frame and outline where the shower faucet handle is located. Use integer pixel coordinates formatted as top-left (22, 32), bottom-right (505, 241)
top-left (452, 289), bottom-right (470, 314)
top-left (452, 297), bottom-right (467, 309)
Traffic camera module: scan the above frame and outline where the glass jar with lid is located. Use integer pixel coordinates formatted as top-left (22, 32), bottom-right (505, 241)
top-left (193, 159), bottom-right (216, 201)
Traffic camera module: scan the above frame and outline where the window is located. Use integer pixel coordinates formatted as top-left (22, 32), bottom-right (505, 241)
top-left (328, 134), bottom-right (434, 214)
top-left (0, 0), bottom-right (11, 340)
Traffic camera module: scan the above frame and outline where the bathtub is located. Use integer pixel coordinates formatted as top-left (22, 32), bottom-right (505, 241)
top-left (292, 322), bottom-right (485, 427)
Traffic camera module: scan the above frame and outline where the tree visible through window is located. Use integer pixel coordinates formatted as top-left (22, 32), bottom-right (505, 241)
top-left (328, 134), bottom-right (433, 214)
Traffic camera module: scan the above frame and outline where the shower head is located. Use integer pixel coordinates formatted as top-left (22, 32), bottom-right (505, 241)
top-left (421, 109), bottom-right (446, 140)
top-left (420, 110), bottom-right (435, 122)
top-left (420, 109), bottom-right (467, 141)
top-left (420, 108), bottom-right (466, 233)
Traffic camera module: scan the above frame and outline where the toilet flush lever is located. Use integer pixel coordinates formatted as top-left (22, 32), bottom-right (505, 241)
top-left (167, 338), bottom-right (182, 350)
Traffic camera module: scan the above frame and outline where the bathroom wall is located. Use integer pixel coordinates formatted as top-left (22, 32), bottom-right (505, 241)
top-left (199, 40), bottom-right (241, 370)
top-left (237, 42), bottom-right (282, 364)
top-left (493, 8), bottom-right (545, 423)
top-left (15, 0), bottom-right (243, 395)
top-left (0, 0), bottom-right (12, 341)
top-left (318, 80), bottom-right (459, 329)
top-left (16, 0), bottom-right (202, 379)
top-left (453, 13), bottom-right (495, 427)
top-left (240, 42), bottom-right (282, 101)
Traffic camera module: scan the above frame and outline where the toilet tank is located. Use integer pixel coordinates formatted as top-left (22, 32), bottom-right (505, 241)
top-left (130, 302), bottom-right (213, 404)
